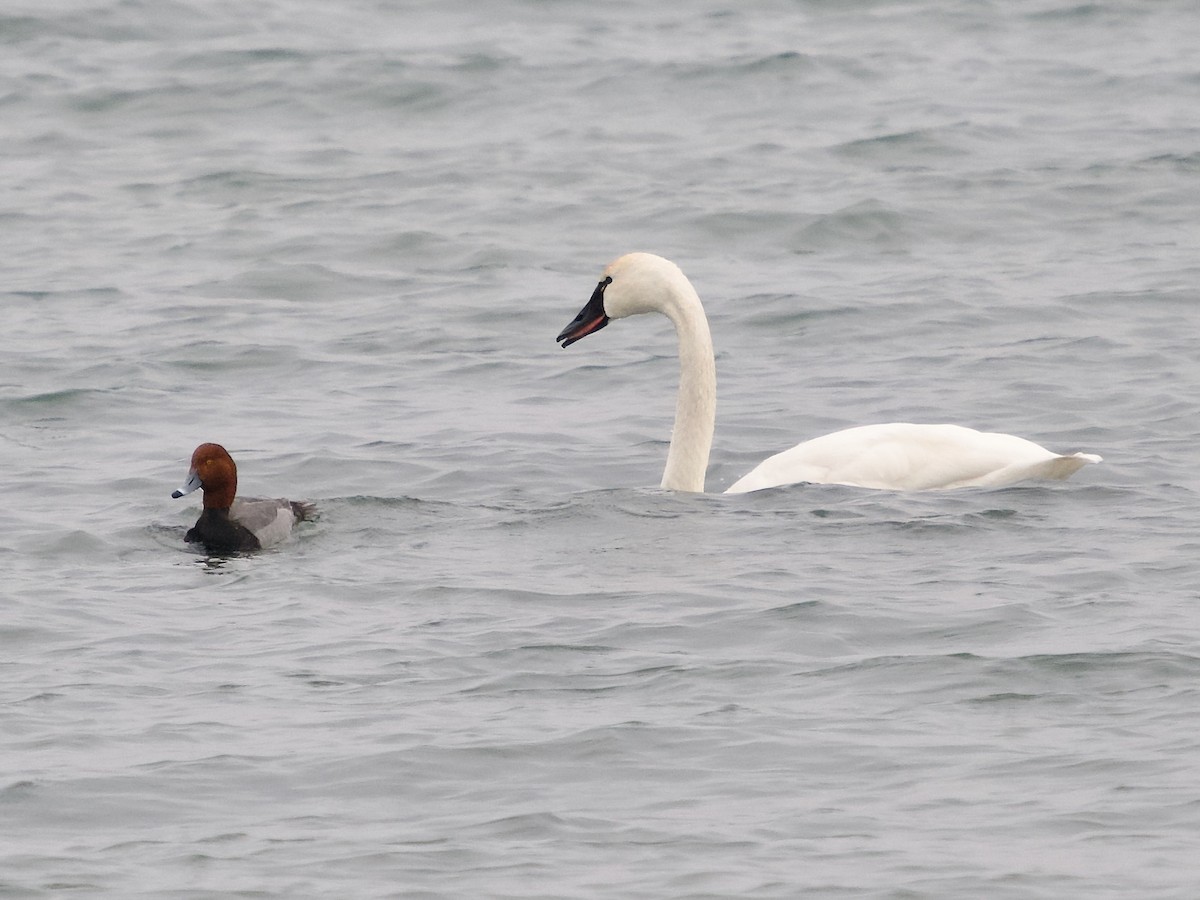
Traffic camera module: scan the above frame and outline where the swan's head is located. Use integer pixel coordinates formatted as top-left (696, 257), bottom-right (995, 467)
top-left (556, 252), bottom-right (690, 348)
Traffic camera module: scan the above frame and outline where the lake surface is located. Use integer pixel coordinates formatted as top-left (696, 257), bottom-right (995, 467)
top-left (3, 1), bottom-right (1199, 897)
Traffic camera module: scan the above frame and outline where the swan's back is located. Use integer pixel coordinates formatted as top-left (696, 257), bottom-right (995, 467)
top-left (724, 423), bottom-right (1101, 493)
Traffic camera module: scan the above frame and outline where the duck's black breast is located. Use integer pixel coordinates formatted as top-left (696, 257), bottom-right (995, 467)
top-left (185, 508), bottom-right (262, 554)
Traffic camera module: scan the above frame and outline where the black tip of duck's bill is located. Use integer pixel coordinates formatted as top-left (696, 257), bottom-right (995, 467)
top-left (556, 276), bottom-right (611, 348)
top-left (173, 470), bottom-right (203, 499)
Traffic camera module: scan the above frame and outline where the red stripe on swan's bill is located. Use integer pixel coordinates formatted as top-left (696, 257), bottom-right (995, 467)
top-left (557, 276), bottom-right (611, 348)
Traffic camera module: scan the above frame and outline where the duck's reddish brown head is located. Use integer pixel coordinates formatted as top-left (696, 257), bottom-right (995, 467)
top-left (172, 442), bottom-right (238, 509)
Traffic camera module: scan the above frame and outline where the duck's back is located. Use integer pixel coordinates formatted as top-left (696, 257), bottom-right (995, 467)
top-left (230, 497), bottom-right (315, 549)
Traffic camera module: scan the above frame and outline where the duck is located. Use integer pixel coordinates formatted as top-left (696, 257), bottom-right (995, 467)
top-left (556, 252), bottom-right (1101, 493)
top-left (171, 443), bottom-right (315, 553)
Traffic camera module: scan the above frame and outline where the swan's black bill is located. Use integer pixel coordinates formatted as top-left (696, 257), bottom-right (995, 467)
top-left (556, 277), bottom-right (611, 348)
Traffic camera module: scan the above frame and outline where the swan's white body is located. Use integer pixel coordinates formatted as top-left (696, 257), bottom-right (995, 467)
top-left (725, 422), bottom-right (1099, 492)
top-left (557, 252), bottom-right (1100, 494)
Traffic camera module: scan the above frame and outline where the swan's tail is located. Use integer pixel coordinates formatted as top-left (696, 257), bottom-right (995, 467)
top-left (1033, 452), bottom-right (1102, 481)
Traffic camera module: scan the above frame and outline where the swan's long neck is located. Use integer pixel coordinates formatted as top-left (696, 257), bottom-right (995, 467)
top-left (660, 280), bottom-right (716, 492)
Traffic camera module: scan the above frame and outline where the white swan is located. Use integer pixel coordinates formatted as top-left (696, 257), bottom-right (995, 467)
top-left (556, 252), bottom-right (1101, 493)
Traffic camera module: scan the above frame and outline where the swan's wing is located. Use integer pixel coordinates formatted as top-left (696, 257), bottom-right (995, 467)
top-left (971, 452), bottom-right (1102, 487)
top-left (725, 423), bottom-right (1101, 493)
top-left (230, 497), bottom-right (303, 547)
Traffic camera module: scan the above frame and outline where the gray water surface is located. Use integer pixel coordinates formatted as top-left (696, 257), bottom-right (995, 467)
top-left (3, 1), bottom-right (1199, 897)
